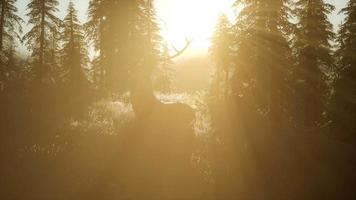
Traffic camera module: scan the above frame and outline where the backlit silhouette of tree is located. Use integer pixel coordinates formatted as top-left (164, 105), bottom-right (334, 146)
top-left (0, 0), bottom-right (23, 88)
top-left (61, 1), bottom-right (88, 84)
top-left (330, 0), bottom-right (356, 140)
top-left (211, 14), bottom-right (233, 99)
top-left (23, 0), bottom-right (61, 81)
top-left (294, 0), bottom-right (335, 130)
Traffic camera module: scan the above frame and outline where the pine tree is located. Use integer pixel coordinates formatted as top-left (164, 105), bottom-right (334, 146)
top-left (86, 0), bottom-right (140, 91)
top-left (210, 2), bottom-right (295, 197)
top-left (232, 0), bottom-right (294, 124)
top-left (330, 0), bottom-right (356, 139)
top-left (86, 0), bottom-right (163, 92)
top-left (0, 0), bottom-right (22, 52)
top-left (0, 0), bottom-right (22, 87)
top-left (61, 1), bottom-right (88, 84)
top-left (211, 14), bottom-right (233, 99)
top-left (86, 0), bottom-right (107, 88)
top-left (23, 0), bottom-right (61, 80)
top-left (336, 0), bottom-right (356, 73)
top-left (294, 0), bottom-right (335, 130)
top-left (139, 0), bottom-right (163, 73)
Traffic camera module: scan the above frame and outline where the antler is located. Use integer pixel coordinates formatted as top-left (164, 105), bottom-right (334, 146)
top-left (164, 37), bottom-right (192, 61)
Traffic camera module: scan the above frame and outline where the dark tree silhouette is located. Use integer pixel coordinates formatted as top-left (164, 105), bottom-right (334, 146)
top-left (0, 0), bottom-right (22, 52)
top-left (210, 1), bottom-right (296, 199)
top-left (138, 0), bottom-right (163, 74)
top-left (86, 0), bottom-right (107, 88)
top-left (329, 0), bottom-right (356, 141)
top-left (294, 0), bottom-right (335, 130)
top-left (210, 14), bottom-right (233, 99)
top-left (61, 1), bottom-right (88, 84)
top-left (0, 0), bottom-right (22, 89)
top-left (23, 0), bottom-right (61, 80)
top-left (87, 0), bottom-right (137, 91)
top-left (231, 0), bottom-right (294, 127)
top-left (86, 0), bottom-right (166, 92)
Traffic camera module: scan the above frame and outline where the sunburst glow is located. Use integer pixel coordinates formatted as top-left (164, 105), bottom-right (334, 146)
top-left (156, 0), bottom-right (235, 54)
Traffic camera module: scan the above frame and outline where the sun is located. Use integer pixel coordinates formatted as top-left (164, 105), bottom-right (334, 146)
top-left (156, 0), bottom-right (235, 55)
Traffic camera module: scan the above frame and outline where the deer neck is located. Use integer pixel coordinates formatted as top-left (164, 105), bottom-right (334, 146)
top-left (130, 84), bottom-right (160, 119)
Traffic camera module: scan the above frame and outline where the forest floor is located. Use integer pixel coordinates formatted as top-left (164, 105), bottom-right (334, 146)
top-left (1, 93), bottom-right (356, 200)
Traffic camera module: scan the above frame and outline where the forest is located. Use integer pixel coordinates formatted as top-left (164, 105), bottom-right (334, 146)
top-left (0, 0), bottom-right (356, 200)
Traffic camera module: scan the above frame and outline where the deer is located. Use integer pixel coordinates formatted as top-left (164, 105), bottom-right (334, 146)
top-left (130, 74), bottom-right (195, 125)
top-left (128, 38), bottom-right (196, 156)
top-left (116, 38), bottom-right (203, 200)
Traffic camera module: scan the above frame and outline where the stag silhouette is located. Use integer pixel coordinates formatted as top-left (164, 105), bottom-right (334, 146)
top-left (129, 37), bottom-right (195, 157)
top-left (117, 39), bottom-right (203, 200)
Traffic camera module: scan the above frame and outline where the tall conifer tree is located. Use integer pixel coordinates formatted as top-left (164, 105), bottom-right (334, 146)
top-left (232, 0), bottom-right (294, 124)
top-left (294, 0), bottom-right (335, 130)
top-left (139, 0), bottom-right (163, 72)
top-left (86, 0), bottom-right (109, 88)
top-left (0, 0), bottom-right (22, 52)
top-left (61, 1), bottom-right (88, 84)
top-left (0, 0), bottom-right (22, 87)
top-left (23, 0), bottom-right (61, 80)
top-left (86, 0), bottom-right (164, 92)
top-left (211, 14), bottom-right (233, 99)
top-left (86, 0), bottom-right (140, 91)
top-left (330, 0), bottom-right (356, 138)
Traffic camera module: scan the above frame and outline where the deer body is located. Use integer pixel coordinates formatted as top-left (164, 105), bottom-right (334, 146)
top-left (117, 83), bottom-right (200, 200)
top-left (130, 82), bottom-right (196, 155)
top-left (131, 89), bottom-right (195, 124)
